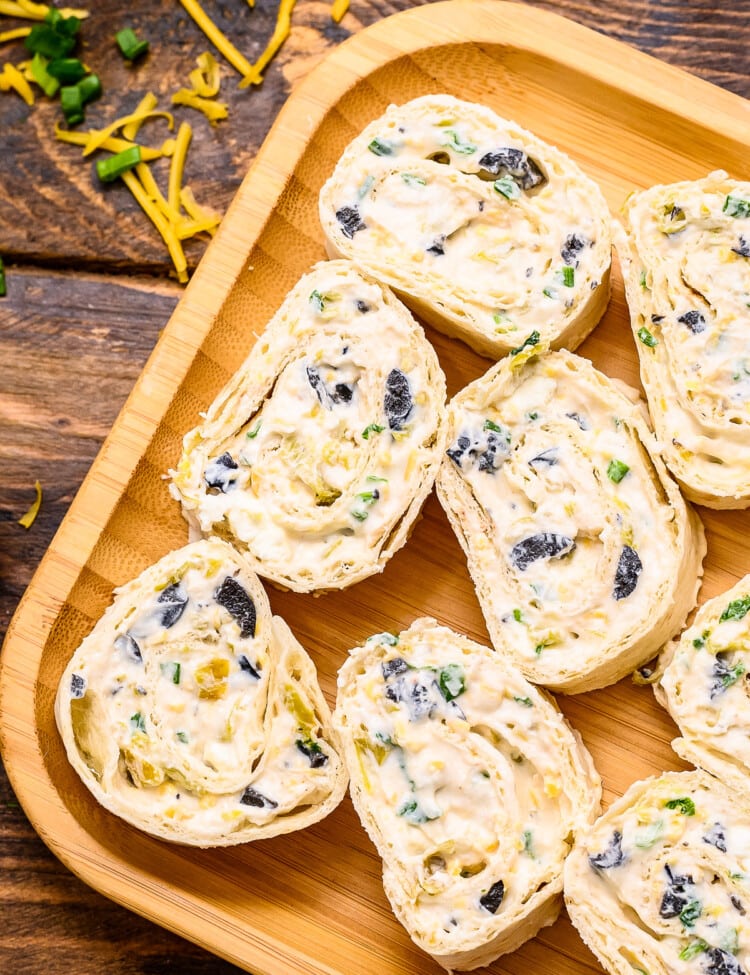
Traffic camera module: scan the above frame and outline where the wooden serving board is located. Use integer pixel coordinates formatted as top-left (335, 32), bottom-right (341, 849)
top-left (2, 3), bottom-right (750, 973)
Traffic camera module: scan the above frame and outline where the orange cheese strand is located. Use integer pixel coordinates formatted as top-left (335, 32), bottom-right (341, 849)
top-left (241, 0), bottom-right (297, 88)
top-left (178, 0), bottom-right (255, 85)
top-left (330, 0), bottom-right (349, 23)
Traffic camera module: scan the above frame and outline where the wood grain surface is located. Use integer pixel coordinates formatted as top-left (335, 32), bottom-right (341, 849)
top-left (1, 2), bottom-right (749, 975)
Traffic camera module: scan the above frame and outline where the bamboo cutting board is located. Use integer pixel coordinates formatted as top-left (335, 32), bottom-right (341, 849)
top-left (2, 3), bottom-right (750, 973)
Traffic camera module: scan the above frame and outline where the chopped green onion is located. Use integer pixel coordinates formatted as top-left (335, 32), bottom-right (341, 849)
top-left (77, 73), bottom-right (101, 105)
top-left (0, 258), bottom-right (6, 298)
top-left (607, 459), bottom-right (630, 483)
top-left (442, 130), bottom-right (477, 154)
top-left (246, 420), bottom-right (262, 439)
top-left (368, 632), bottom-right (398, 646)
top-left (309, 289), bottom-right (326, 312)
top-left (438, 664), bottom-right (465, 702)
top-left (543, 286), bottom-right (557, 299)
top-left (60, 84), bottom-right (83, 126)
top-left (724, 195), bottom-right (750, 219)
top-left (50, 12), bottom-right (81, 37)
top-left (367, 137), bottom-right (393, 156)
top-left (130, 712), bottom-right (146, 734)
top-left (679, 899), bottom-right (702, 928)
top-left (562, 265), bottom-right (575, 287)
top-left (176, 730), bottom-right (189, 744)
top-left (513, 696), bottom-right (533, 707)
top-left (634, 819), bottom-right (664, 849)
top-left (665, 796), bottom-right (696, 816)
top-left (637, 326), bottom-right (657, 347)
top-left (116, 27), bottom-right (150, 61)
top-left (362, 423), bottom-right (384, 439)
top-left (47, 58), bottom-right (86, 84)
top-left (25, 24), bottom-right (76, 60)
top-left (483, 419), bottom-right (503, 433)
top-left (510, 330), bottom-right (540, 356)
top-left (401, 173), bottom-right (426, 187)
top-left (160, 661), bottom-right (181, 685)
top-left (718, 661), bottom-right (745, 692)
top-left (534, 642), bottom-right (545, 655)
top-left (366, 474), bottom-right (388, 483)
top-left (512, 608), bottom-right (523, 623)
top-left (639, 269), bottom-right (648, 288)
top-left (679, 940), bottom-right (708, 962)
top-left (522, 829), bottom-right (534, 855)
top-left (493, 175), bottom-right (520, 200)
top-left (30, 53), bottom-right (60, 97)
top-left (720, 596), bottom-right (750, 622)
top-left (95, 145), bottom-right (142, 182)
top-left (357, 175), bottom-right (374, 198)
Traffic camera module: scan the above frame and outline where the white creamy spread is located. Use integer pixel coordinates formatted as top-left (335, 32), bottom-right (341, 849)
top-left (617, 171), bottom-right (750, 506)
top-left (438, 349), bottom-right (705, 692)
top-left (659, 576), bottom-right (750, 793)
top-left (320, 94), bottom-right (611, 356)
top-left (566, 771), bottom-right (750, 975)
top-left (335, 618), bottom-right (600, 964)
top-left (171, 261), bottom-right (446, 591)
top-left (55, 539), bottom-right (345, 845)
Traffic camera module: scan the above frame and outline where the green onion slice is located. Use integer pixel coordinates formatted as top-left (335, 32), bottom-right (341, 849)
top-left (116, 27), bottom-right (150, 61)
top-left (96, 145), bottom-right (142, 183)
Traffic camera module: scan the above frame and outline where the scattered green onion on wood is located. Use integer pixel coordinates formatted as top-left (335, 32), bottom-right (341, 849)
top-left (30, 52), bottom-right (59, 98)
top-left (607, 459), bottom-right (630, 483)
top-left (25, 23), bottom-right (76, 59)
top-left (116, 27), bottom-right (150, 61)
top-left (96, 145), bottom-right (142, 182)
top-left (60, 83), bottom-right (83, 125)
top-left (47, 58), bottom-right (87, 84)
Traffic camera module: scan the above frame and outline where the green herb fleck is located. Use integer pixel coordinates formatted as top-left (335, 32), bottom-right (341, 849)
top-left (720, 596), bottom-right (750, 622)
top-left (309, 289), bottom-right (327, 313)
top-left (562, 265), bottom-right (575, 287)
top-left (722, 928), bottom-right (740, 955)
top-left (397, 798), bottom-right (440, 824)
top-left (665, 797), bottom-right (696, 816)
top-left (679, 940), bottom-right (708, 962)
top-left (401, 173), bottom-right (426, 187)
top-left (637, 326), bottom-right (658, 347)
top-left (543, 286), bottom-right (557, 299)
top-left (484, 419), bottom-right (503, 433)
top-left (679, 899), bottom-right (702, 928)
top-left (160, 661), bottom-right (181, 685)
top-left (522, 829), bottom-right (534, 856)
top-left (493, 176), bottom-right (520, 200)
top-left (362, 423), bottom-right (385, 439)
top-left (527, 411), bottom-right (539, 421)
top-left (246, 420), bottom-right (262, 439)
top-left (510, 330), bottom-right (540, 356)
top-left (130, 712), bottom-right (146, 734)
top-left (442, 130), bottom-right (477, 154)
top-left (719, 660), bottom-right (746, 692)
top-left (176, 731), bottom-right (189, 744)
top-left (514, 695), bottom-right (533, 708)
top-left (607, 459), bottom-right (630, 484)
top-left (438, 664), bottom-right (466, 702)
top-left (639, 269), bottom-right (648, 289)
top-left (724, 195), bottom-right (750, 219)
top-left (357, 175), bottom-right (375, 198)
top-left (513, 608), bottom-right (523, 623)
top-left (692, 630), bottom-right (710, 649)
top-left (634, 819), bottom-right (664, 849)
top-left (369, 632), bottom-right (399, 646)
top-left (368, 138), bottom-right (393, 156)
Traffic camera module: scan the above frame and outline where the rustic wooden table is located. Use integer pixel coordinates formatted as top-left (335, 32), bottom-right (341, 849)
top-left (0, 1), bottom-right (748, 972)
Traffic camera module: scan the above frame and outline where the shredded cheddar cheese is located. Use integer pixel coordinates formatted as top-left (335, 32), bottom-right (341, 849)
top-left (0, 62), bottom-right (34, 104)
top-left (0, 0), bottom-right (88, 18)
top-left (330, 0), bottom-right (349, 23)
top-left (18, 480), bottom-right (42, 529)
top-left (0, 26), bottom-right (32, 42)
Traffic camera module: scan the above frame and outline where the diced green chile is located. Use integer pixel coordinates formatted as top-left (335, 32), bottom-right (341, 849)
top-left (477, 147), bottom-right (545, 190)
top-left (479, 880), bottom-right (505, 914)
top-left (659, 865), bottom-right (695, 918)
top-left (438, 664), bottom-right (465, 702)
top-left (239, 786), bottom-right (278, 809)
top-left (70, 673), bottom-right (86, 698)
top-left (561, 233), bottom-right (587, 267)
top-left (719, 596), bottom-right (750, 622)
top-left (384, 369), bottom-right (413, 430)
top-left (296, 738), bottom-right (328, 768)
top-left (157, 583), bottom-right (189, 628)
top-left (204, 451), bottom-right (239, 492)
top-left (114, 633), bottom-right (142, 663)
top-left (588, 830), bottom-right (625, 870)
top-left (215, 576), bottom-right (256, 638)
top-left (510, 533), bottom-right (576, 572)
top-left (335, 205), bottom-right (367, 239)
top-left (703, 822), bottom-right (727, 853)
top-left (613, 545), bottom-right (642, 600)
top-left (238, 655), bottom-right (261, 679)
top-left (678, 310), bottom-right (707, 334)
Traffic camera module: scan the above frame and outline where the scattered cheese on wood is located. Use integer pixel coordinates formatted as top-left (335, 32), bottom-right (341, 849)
top-left (54, 124), bottom-right (171, 161)
top-left (168, 120), bottom-right (192, 213)
top-left (171, 88), bottom-right (227, 125)
top-left (178, 0), bottom-right (256, 85)
top-left (121, 169), bottom-right (189, 283)
top-left (0, 0), bottom-right (87, 18)
top-left (243, 0), bottom-right (297, 87)
top-left (189, 51), bottom-right (220, 97)
top-left (0, 62), bottom-right (34, 104)
top-left (330, 0), bottom-right (349, 23)
top-left (18, 480), bottom-right (42, 529)
top-left (81, 108), bottom-right (173, 156)
top-left (0, 26), bottom-right (32, 42)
